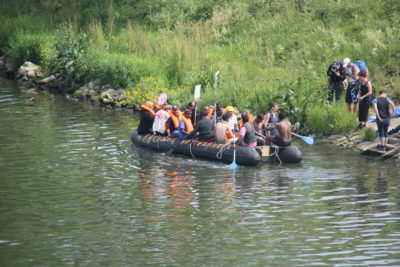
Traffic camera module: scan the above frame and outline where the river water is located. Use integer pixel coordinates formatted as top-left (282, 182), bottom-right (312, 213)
top-left (0, 77), bottom-right (399, 266)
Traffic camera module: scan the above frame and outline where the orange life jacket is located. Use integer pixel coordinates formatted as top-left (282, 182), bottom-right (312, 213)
top-left (168, 109), bottom-right (182, 128)
top-left (181, 116), bottom-right (194, 133)
top-left (239, 113), bottom-right (253, 127)
top-left (140, 104), bottom-right (155, 116)
top-left (207, 108), bottom-right (214, 118)
top-left (226, 132), bottom-right (241, 139)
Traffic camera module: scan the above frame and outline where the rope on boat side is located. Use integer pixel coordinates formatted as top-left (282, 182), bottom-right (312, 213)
top-left (216, 143), bottom-right (230, 159)
top-left (189, 143), bottom-right (195, 158)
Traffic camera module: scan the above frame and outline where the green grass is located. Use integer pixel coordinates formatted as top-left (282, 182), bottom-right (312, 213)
top-left (0, 0), bottom-right (399, 133)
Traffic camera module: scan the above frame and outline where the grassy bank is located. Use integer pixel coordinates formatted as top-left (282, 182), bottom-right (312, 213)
top-left (1, 0), bottom-right (399, 134)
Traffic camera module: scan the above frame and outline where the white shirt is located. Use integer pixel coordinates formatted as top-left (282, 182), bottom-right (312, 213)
top-left (227, 114), bottom-right (238, 131)
top-left (152, 109), bottom-right (170, 134)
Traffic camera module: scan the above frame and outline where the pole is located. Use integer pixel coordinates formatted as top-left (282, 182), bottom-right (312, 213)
top-left (213, 71), bottom-right (220, 125)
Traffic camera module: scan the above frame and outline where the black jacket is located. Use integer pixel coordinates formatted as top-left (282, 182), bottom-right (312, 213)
top-left (137, 109), bottom-right (154, 135)
top-left (327, 63), bottom-right (346, 83)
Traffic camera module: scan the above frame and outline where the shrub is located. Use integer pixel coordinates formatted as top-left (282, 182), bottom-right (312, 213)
top-left (5, 31), bottom-right (56, 72)
top-left (306, 103), bottom-right (358, 135)
top-left (54, 26), bottom-right (89, 85)
top-left (360, 127), bottom-right (377, 141)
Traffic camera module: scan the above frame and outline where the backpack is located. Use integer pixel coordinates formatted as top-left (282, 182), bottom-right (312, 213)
top-left (355, 60), bottom-right (368, 75)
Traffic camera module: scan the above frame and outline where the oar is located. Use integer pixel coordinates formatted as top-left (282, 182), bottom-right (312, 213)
top-left (291, 132), bottom-right (314, 145)
top-left (229, 139), bottom-right (238, 169)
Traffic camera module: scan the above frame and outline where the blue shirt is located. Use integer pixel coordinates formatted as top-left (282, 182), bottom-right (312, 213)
top-left (178, 120), bottom-right (187, 139)
top-left (372, 97), bottom-right (390, 105)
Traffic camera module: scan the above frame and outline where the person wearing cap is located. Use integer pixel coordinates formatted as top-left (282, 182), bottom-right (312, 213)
top-left (357, 70), bottom-right (373, 130)
top-left (226, 106), bottom-right (238, 133)
top-left (179, 109), bottom-right (194, 139)
top-left (166, 105), bottom-right (181, 138)
top-left (237, 112), bottom-right (257, 147)
top-left (343, 58), bottom-right (360, 113)
top-left (137, 101), bottom-right (155, 135)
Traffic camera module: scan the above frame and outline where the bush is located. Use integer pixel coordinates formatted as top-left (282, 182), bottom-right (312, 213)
top-left (5, 31), bottom-right (56, 72)
top-left (306, 103), bottom-right (359, 135)
top-left (84, 48), bottom-right (167, 89)
top-left (54, 26), bottom-right (89, 85)
top-left (360, 127), bottom-right (377, 141)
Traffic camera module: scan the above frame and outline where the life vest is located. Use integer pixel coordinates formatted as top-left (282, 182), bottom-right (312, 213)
top-left (181, 116), bottom-right (194, 133)
top-left (239, 113), bottom-right (253, 127)
top-left (168, 109), bottom-right (182, 128)
top-left (226, 132), bottom-right (240, 139)
top-left (243, 122), bottom-right (256, 145)
top-left (140, 104), bottom-right (155, 116)
top-left (207, 108), bottom-right (214, 118)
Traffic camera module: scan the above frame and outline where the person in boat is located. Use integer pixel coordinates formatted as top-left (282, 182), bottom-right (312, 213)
top-left (253, 114), bottom-right (266, 146)
top-left (266, 112), bottom-right (292, 147)
top-left (205, 106), bottom-right (215, 122)
top-left (215, 113), bottom-right (235, 144)
top-left (166, 105), bottom-right (181, 138)
top-left (237, 111), bottom-right (257, 147)
top-left (263, 102), bottom-right (279, 138)
top-left (187, 101), bottom-right (198, 126)
top-left (372, 89), bottom-right (396, 151)
top-left (215, 106), bottom-right (224, 123)
top-left (137, 101), bottom-right (155, 135)
top-left (226, 106), bottom-right (239, 133)
top-left (152, 104), bottom-right (170, 135)
top-left (178, 109), bottom-right (194, 139)
top-left (186, 108), bottom-right (215, 142)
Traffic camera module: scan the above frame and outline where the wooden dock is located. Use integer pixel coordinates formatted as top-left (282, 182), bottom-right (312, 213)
top-left (360, 137), bottom-right (400, 161)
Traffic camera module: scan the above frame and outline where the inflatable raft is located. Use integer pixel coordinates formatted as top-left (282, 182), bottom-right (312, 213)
top-left (131, 133), bottom-right (302, 166)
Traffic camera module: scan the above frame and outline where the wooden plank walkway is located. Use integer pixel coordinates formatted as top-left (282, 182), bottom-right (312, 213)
top-left (360, 142), bottom-right (400, 161)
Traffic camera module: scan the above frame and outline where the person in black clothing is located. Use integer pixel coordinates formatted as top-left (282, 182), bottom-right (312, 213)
top-left (372, 89), bottom-right (396, 150)
top-left (187, 101), bottom-right (198, 126)
top-left (166, 106), bottom-right (181, 138)
top-left (327, 61), bottom-right (347, 103)
top-left (357, 70), bottom-right (373, 129)
top-left (186, 109), bottom-right (215, 141)
top-left (137, 101), bottom-right (155, 135)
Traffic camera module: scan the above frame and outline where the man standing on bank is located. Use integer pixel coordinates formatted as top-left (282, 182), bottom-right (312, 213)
top-left (343, 58), bottom-right (360, 113)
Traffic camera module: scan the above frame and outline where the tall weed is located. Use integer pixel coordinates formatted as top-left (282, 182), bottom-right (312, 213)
top-left (306, 103), bottom-right (358, 135)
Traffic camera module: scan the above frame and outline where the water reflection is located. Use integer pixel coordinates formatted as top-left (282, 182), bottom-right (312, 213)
top-left (1, 78), bottom-right (400, 266)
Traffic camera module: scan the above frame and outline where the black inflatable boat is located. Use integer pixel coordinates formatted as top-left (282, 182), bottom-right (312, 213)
top-left (131, 132), bottom-right (302, 166)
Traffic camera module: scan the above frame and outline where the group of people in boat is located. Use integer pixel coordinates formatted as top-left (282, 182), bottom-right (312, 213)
top-left (137, 100), bottom-right (292, 147)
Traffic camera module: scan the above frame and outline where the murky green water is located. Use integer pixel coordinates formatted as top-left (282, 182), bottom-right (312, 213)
top-left (1, 77), bottom-right (400, 266)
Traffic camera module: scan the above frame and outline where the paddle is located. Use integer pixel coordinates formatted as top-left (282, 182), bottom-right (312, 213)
top-left (291, 132), bottom-right (314, 145)
top-left (229, 139), bottom-right (238, 169)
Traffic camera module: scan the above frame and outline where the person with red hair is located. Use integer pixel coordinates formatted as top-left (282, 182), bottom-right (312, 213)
top-left (357, 71), bottom-right (373, 129)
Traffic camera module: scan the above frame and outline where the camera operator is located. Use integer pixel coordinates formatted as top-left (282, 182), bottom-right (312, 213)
top-left (327, 61), bottom-right (347, 103)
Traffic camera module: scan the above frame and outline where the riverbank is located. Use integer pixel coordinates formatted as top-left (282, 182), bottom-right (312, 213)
top-left (323, 117), bottom-right (400, 160)
top-left (1, 57), bottom-right (399, 161)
